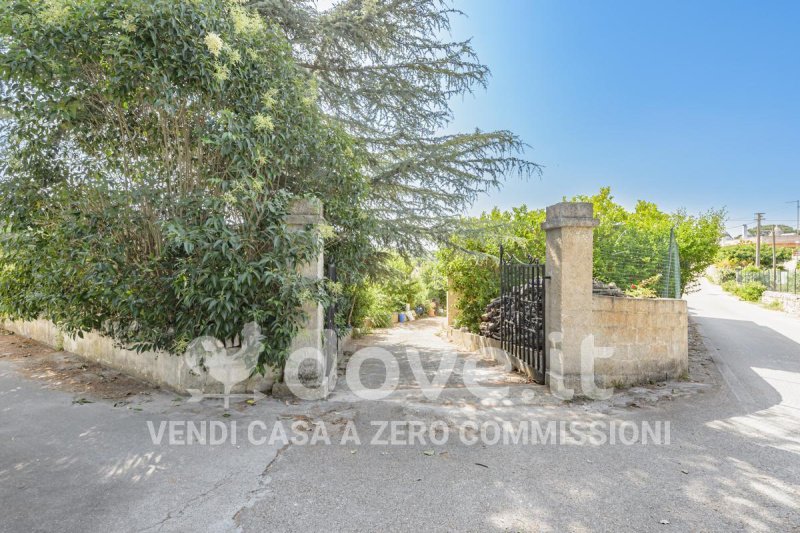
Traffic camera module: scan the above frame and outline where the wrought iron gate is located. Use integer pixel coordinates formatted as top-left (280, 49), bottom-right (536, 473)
top-left (499, 246), bottom-right (546, 383)
top-left (324, 263), bottom-right (338, 359)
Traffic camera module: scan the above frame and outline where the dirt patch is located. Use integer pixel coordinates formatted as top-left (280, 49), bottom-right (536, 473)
top-left (687, 317), bottom-right (718, 386)
top-left (0, 328), bottom-right (156, 403)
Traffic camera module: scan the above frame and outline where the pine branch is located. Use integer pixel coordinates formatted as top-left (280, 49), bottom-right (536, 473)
top-left (249, 0), bottom-right (541, 254)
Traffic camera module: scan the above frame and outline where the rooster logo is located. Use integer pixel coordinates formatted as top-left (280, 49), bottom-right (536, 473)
top-left (183, 322), bottom-right (264, 407)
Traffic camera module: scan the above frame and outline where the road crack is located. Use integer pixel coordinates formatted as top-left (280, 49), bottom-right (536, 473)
top-left (231, 442), bottom-right (292, 527)
top-left (137, 472), bottom-right (236, 532)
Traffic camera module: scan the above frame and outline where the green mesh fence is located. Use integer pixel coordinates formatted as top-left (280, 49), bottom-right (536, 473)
top-left (736, 268), bottom-right (800, 294)
top-left (594, 225), bottom-right (681, 298)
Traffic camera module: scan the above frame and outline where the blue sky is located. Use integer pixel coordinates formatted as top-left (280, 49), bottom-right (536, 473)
top-left (444, 0), bottom-right (800, 232)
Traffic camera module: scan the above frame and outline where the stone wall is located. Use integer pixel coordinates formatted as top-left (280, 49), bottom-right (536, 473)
top-left (1, 318), bottom-right (276, 394)
top-left (445, 326), bottom-right (500, 355)
top-left (443, 326), bottom-right (536, 379)
top-left (1, 199), bottom-right (323, 396)
top-left (444, 294), bottom-right (688, 389)
top-left (443, 201), bottom-right (689, 395)
top-left (590, 295), bottom-right (688, 387)
top-left (540, 202), bottom-right (689, 394)
top-left (762, 291), bottom-right (800, 317)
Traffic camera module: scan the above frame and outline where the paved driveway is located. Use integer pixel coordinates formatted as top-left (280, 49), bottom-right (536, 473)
top-left (328, 317), bottom-right (530, 402)
top-left (237, 284), bottom-right (800, 532)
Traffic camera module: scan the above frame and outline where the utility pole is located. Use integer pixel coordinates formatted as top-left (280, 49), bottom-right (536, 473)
top-left (772, 226), bottom-right (778, 289)
top-left (755, 213), bottom-right (764, 268)
top-left (788, 200), bottom-right (800, 236)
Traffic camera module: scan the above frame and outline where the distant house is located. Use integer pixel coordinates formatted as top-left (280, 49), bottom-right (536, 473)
top-left (720, 233), bottom-right (800, 249)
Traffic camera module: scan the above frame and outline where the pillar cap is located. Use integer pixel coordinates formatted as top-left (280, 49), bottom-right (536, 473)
top-left (287, 197), bottom-right (324, 225)
top-left (541, 202), bottom-right (599, 231)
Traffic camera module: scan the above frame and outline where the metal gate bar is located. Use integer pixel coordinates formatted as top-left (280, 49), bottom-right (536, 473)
top-left (499, 246), bottom-right (546, 384)
top-left (324, 263), bottom-right (338, 358)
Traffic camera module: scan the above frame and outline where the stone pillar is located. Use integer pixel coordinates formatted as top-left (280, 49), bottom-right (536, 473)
top-left (541, 202), bottom-right (599, 396)
top-left (279, 198), bottom-right (332, 400)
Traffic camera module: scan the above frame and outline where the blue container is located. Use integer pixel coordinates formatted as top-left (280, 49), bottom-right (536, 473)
top-left (398, 312), bottom-right (406, 323)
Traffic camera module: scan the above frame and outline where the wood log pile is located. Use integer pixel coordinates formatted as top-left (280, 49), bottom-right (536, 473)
top-left (478, 279), bottom-right (625, 340)
top-left (592, 279), bottom-right (626, 297)
top-left (479, 282), bottom-right (544, 341)
top-left (479, 296), bottom-right (504, 340)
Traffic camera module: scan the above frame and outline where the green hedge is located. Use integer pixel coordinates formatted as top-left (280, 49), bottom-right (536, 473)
top-left (721, 281), bottom-right (767, 302)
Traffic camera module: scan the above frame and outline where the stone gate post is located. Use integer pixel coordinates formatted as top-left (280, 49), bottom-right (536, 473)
top-left (541, 202), bottom-right (598, 396)
top-left (277, 198), bottom-right (333, 400)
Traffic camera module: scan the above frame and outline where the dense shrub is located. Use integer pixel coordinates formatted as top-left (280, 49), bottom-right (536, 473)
top-left (345, 282), bottom-right (393, 331)
top-left (579, 188), bottom-right (725, 294)
top-left (716, 243), bottom-right (793, 268)
top-left (712, 265), bottom-right (738, 284)
top-left (721, 280), bottom-right (738, 293)
top-left (440, 254), bottom-right (500, 333)
top-left (343, 255), bottom-right (445, 331)
top-left (722, 281), bottom-right (767, 302)
top-left (739, 282), bottom-right (767, 302)
top-left (439, 188), bottom-right (724, 332)
top-left (0, 0), bottom-right (365, 369)
top-left (437, 205), bottom-right (544, 333)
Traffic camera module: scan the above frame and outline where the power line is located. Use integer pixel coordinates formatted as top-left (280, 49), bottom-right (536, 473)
top-left (727, 218), bottom-right (798, 223)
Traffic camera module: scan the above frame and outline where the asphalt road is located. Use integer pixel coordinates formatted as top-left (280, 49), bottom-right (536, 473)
top-left (0, 371), bottom-right (285, 533)
top-left (687, 279), bottom-right (800, 416)
top-left (2, 281), bottom-right (800, 532)
top-left (237, 282), bottom-right (800, 532)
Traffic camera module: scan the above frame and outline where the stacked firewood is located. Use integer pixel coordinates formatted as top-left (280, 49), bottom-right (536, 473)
top-left (479, 296), bottom-right (504, 339)
top-left (592, 279), bottom-right (626, 297)
top-left (479, 282), bottom-right (545, 341)
top-left (478, 279), bottom-right (624, 340)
